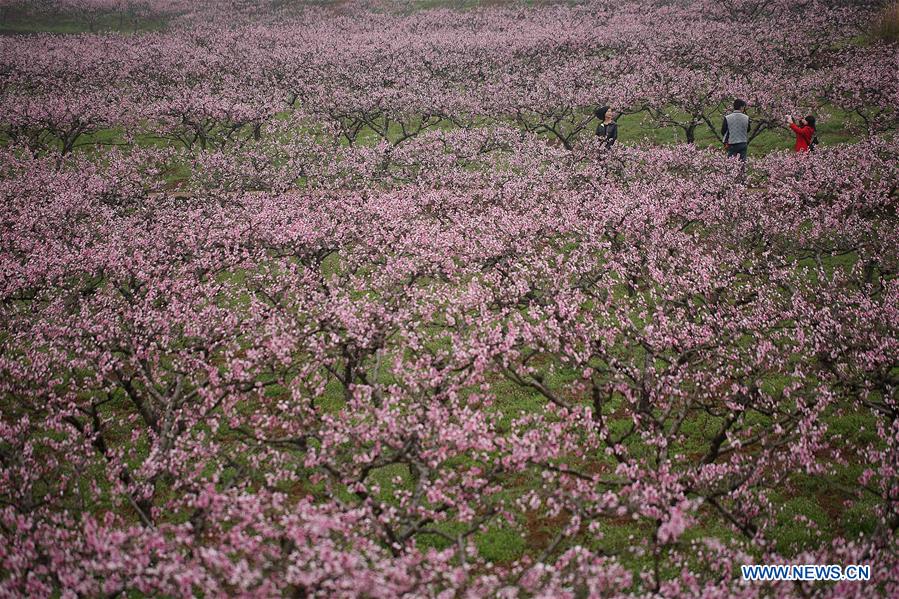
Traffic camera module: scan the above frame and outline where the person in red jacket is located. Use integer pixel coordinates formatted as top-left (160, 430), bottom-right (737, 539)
top-left (785, 114), bottom-right (816, 152)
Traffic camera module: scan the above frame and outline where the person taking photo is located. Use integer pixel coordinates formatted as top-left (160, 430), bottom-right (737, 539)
top-left (785, 114), bottom-right (817, 152)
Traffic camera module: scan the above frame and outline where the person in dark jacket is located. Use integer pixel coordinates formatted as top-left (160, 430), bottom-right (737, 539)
top-left (785, 114), bottom-right (816, 152)
top-left (595, 106), bottom-right (618, 148)
top-left (721, 98), bottom-right (750, 161)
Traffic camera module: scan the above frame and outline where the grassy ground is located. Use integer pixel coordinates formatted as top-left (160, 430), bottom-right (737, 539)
top-left (0, 11), bottom-right (167, 35)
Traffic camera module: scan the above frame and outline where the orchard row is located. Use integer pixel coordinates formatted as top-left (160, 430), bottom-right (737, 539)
top-left (1, 0), bottom-right (896, 157)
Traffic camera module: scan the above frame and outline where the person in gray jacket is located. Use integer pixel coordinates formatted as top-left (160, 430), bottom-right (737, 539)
top-left (721, 99), bottom-right (750, 161)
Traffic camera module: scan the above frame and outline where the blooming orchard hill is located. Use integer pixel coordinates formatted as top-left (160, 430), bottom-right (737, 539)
top-left (0, 1), bottom-right (897, 597)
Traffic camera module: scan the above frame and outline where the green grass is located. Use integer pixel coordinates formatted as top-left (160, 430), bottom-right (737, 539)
top-left (476, 526), bottom-right (526, 562)
top-left (826, 412), bottom-right (880, 446)
top-left (842, 499), bottom-right (881, 538)
top-left (0, 12), bottom-right (167, 35)
top-left (772, 496), bottom-right (832, 553)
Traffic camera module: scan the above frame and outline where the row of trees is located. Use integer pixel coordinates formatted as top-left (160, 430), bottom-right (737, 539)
top-left (1, 0), bottom-right (895, 158)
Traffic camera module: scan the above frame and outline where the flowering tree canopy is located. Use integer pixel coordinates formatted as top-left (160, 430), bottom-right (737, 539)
top-left (0, 1), bottom-right (897, 597)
